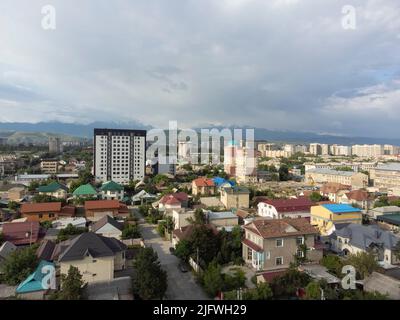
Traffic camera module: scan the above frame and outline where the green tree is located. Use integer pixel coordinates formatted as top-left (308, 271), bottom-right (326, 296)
top-left (121, 224), bottom-right (141, 239)
top-left (54, 266), bottom-right (86, 300)
top-left (1, 246), bottom-right (38, 285)
top-left (7, 201), bottom-right (18, 211)
top-left (203, 260), bottom-right (224, 297)
top-left (189, 225), bottom-right (220, 265)
top-left (347, 252), bottom-right (379, 279)
top-left (320, 254), bottom-right (344, 277)
top-left (174, 240), bottom-right (192, 262)
top-left (57, 224), bottom-right (88, 242)
top-left (278, 164), bottom-right (290, 181)
top-left (270, 266), bottom-right (311, 299)
top-left (187, 208), bottom-right (206, 225)
top-left (243, 282), bottom-right (273, 300)
top-left (133, 247), bottom-right (167, 300)
top-left (309, 192), bottom-right (323, 202)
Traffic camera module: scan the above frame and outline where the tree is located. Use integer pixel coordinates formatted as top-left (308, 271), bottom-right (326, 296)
top-left (57, 224), bottom-right (87, 242)
top-left (202, 260), bottom-right (224, 297)
top-left (270, 266), bottom-right (311, 299)
top-left (121, 224), bottom-right (141, 239)
top-left (309, 192), bottom-right (323, 202)
top-left (278, 164), bottom-right (290, 181)
top-left (244, 282), bottom-right (273, 300)
top-left (174, 240), bottom-right (192, 262)
top-left (53, 266), bottom-right (86, 300)
top-left (1, 246), bottom-right (38, 285)
top-left (320, 254), bottom-right (343, 277)
top-left (133, 247), bottom-right (167, 299)
top-left (187, 208), bottom-right (206, 225)
top-left (305, 279), bottom-right (338, 300)
top-left (347, 252), bottom-right (379, 279)
top-left (7, 201), bottom-right (18, 211)
top-left (189, 225), bottom-right (220, 265)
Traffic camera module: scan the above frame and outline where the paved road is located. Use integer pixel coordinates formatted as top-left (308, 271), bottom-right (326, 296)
top-left (138, 219), bottom-right (209, 300)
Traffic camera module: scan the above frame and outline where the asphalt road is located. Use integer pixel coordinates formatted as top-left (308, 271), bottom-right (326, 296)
top-left (139, 220), bottom-right (209, 300)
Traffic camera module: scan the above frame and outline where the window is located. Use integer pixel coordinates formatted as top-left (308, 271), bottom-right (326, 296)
top-left (265, 251), bottom-right (271, 260)
top-left (39, 214), bottom-right (43, 218)
top-left (297, 250), bottom-right (304, 258)
top-left (276, 239), bottom-right (283, 247)
top-left (296, 236), bottom-right (304, 245)
top-left (275, 257), bottom-right (283, 266)
top-left (247, 247), bottom-right (252, 261)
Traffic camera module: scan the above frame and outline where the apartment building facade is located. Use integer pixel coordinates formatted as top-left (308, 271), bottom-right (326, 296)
top-left (370, 163), bottom-right (400, 196)
top-left (305, 168), bottom-right (368, 189)
top-left (94, 128), bottom-right (146, 185)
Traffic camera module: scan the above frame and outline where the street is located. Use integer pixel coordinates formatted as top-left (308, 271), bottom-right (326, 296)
top-left (137, 216), bottom-right (209, 300)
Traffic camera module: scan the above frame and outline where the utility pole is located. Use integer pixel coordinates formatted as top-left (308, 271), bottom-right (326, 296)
top-left (196, 247), bottom-right (199, 272)
top-left (30, 221), bottom-right (33, 247)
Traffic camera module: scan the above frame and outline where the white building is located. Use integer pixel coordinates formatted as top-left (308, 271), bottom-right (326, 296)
top-left (94, 128), bottom-right (146, 185)
top-left (352, 144), bottom-right (384, 158)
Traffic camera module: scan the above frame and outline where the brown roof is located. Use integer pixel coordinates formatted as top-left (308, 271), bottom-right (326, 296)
top-left (244, 218), bottom-right (318, 239)
top-left (173, 224), bottom-right (218, 241)
top-left (84, 200), bottom-right (120, 210)
top-left (193, 178), bottom-right (215, 187)
top-left (260, 270), bottom-right (287, 283)
top-left (242, 238), bottom-right (263, 252)
top-left (2, 221), bottom-right (40, 245)
top-left (320, 182), bottom-right (351, 194)
top-left (259, 197), bottom-right (313, 213)
top-left (20, 202), bottom-right (62, 214)
top-left (159, 192), bottom-right (188, 205)
top-left (59, 206), bottom-right (76, 217)
top-left (346, 189), bottom-right (374, 201)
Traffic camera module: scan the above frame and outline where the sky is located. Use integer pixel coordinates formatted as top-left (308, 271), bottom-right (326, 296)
top-left (0, 0), bottom-right (399, 138)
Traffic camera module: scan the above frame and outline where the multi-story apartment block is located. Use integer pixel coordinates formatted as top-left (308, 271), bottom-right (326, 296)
top-left (48, 137), bottom-right (63, 154)
top-left (370, 163), bottom-right (400, 196)
top-left (309, 143), bottom-right (322, 156)
top-left (94, 128), bottom-right (146, 185)
top-left (352, 144), bottom-right (384, 158)
top-left (305, 168), bottom-right (368, 189)
top-left (40, 159), bottom-right (59, 174)
top-left (224, 141), bottom-right (257, 183)
top-left (242, 218), bottom-right (322, 272)
top-left (330, 144), bottom-right (352, 156)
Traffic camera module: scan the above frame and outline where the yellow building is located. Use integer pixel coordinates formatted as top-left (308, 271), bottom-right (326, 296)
top-left (311, 204), bottom-right (362, 236)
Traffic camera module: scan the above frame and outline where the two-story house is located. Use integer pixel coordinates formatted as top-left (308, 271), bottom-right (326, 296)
top-left (242, 218), bottom-right (322, 273)
top-left (257, 197), bottom-right (313, 219)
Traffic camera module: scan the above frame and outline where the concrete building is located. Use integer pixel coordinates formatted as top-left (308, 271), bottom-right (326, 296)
top-left (352, 144), bottom-right (384, 158)
top-left (257, 197), bottom-right (313, 219)
top-left (224, 141), bottom-right (257, 183)
top-left (309, 143), bottom-right (322, 156)
top-left (94, 128), bottom-right (146, 185)
top-left (40, 159), bottom-right (59, 174)
top-left (48, 137), bottom-right (63, 154)
top-left (220, 186), bottom-right (250, 209)
top-left (330, 145), bottom-right (352, 156)
top-left (206, 211), bottom-right (238, 230)
top-left (370, 163), bottom-right (400, 196)
top-left (305, 168), bottom-right (368, 189)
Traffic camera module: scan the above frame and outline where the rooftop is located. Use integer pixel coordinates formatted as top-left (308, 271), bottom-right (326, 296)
top-left (321, 203), bottom-right (362, 213)
top-left (208, 211), bottom-right (237, 220)
top-left (21, 202), bottom-right (62, 214)
top-left (100, 181), bottom-right (124, 192)
top-left (260, 197), bottom-right (313, 213)
top-left (84, 200), bottom-right (120, 210)
top-left (38, 181), bottom-right (68, 193)
top-left (73, 183), bottom-right (97, 196)
top-left (377, 214), bottom-right (400, 226)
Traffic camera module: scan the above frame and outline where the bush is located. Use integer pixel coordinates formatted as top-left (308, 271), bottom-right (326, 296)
top-left (122, 224), bottom-right (141, 239)
top-left (57, 224), bottom-right (88, 242)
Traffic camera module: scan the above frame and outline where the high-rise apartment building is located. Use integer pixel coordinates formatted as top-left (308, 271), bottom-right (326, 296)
top-left (94, 128), bottom-right (146, 185)
top-left (49, 137), bottom-right (63, 154)
top-left (351, 144), bottom-right (384, 158)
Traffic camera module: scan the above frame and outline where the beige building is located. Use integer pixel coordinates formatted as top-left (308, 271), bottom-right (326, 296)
top-left (172, 209), bottom-right (195, 230)
top-left (220, 186), bottom-right (250, 209)
top-left (58, 232), bottom-right (126, 284)
top-left (370, 163), bottom-right (400, 196)
top-left (352, 144), bottom-right (384, 158)
top-left (305, 168), bottom-right (368, 189)
top-left (207, 211), bottom-right (238, 230)
top-left (242, 218), bottom-right (322, 272)
top-left (40, 159), bottom-right (59, 174)
top-left (7, 187), bottom-right (26, 201)
top-left (224, 142), bottom-right (257, 183)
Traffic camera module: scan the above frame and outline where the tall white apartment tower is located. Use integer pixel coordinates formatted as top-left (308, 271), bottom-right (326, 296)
top-left (94, 128), bottom-right (146, 185)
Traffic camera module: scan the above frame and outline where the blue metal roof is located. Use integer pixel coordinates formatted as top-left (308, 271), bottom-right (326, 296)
top-left (321, 204), bottom-right (361, 213)
top-left (212, 177), bottom-right (236, 187)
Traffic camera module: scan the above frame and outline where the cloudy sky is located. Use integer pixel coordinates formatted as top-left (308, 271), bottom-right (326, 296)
top-left (0, 0), bottom-right (399, 138)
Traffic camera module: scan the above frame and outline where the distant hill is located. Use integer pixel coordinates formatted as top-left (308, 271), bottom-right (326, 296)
top-left (0, 121), bottom-right (398, 146)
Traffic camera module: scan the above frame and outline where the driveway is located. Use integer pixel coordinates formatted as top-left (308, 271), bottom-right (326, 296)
top-left (139, 221), bottom-right (209, 300)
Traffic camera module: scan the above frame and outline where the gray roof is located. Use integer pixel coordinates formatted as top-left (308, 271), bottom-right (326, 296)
top-left (371, 206), bottom-right (400, 214)
top-left (375, 163), bottom-right (400, 172)
top-left (58, 232), bottom-right (126, 262)
top-left (332, 224), bottom-right (399, 251)
top-left (91, 215), bottom-right (123, 232)
top-left (306, 168), bottom-right (358, 176)
top-left (208, 211), bottom-right (237, 220)
top-left (0, 241), bottom-right (17, 261)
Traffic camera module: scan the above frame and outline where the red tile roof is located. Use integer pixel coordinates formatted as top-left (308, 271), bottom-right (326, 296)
top-left (244, 218), bottom-right (318, 239)
top-left (2, 221), bottom-right (40, 245)
top-left (160, 192), bottom-right (188, 205)
top-left (59, 206), bottom-right (76, 217)
top-left (260, 197), bottom-right (313, 213)
top-left (20, 202), bottom-right (62, 214)
top-left (260, 270), bottom-right (287, 283)
top-left (84, 200), bottom-right (120, 210)
top-left (193, 178), bottom-right (215, 187)
top-left (173, 224), bottom-right (218, 241)
top-left (242, 238), bottom-right (263, 252)
top-left (346, 189), bottom-right (374, 201)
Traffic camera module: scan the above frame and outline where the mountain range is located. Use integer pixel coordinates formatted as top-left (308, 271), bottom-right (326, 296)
top-left (0, 121), bottom-right (398, 146)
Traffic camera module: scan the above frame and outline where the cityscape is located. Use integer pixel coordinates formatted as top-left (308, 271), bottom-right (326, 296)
top-left (0, 0), bottom-right (399, 311)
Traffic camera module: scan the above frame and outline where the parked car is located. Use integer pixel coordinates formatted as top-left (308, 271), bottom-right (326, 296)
top-left (178, 262), bottom-right (188, 273)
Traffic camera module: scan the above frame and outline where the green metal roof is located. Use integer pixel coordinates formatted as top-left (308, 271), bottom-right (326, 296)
top-left (100, 181), bottom-right (124, 192)
top-left (73, 183), bottom-right (97, 196)
top-left (16, 260), bottom-right (55, 294)
top-left (38, 181), bottom-right (68, 193)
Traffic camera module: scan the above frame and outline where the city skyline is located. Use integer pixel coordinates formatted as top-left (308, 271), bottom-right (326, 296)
top-left (0, 0), bottom-right (399, 138)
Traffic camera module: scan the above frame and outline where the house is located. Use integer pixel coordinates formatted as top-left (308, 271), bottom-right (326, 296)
top-left (158, 192), bottom-right (189, 211)
top-left (338, 189), bottom-right (375, 210)
top-left (377, 214), bottom-right (400, 232)
top-left (100, 181), bottom-right (124, 201)
top-left (172, 224), bottom-right (218, 247)
top-left (51, 217), bottom-right (87, 230)
top-left (212, 177), bottom-right (235, 191)
top-left (220, 186), bottom-right (250, 209)
top-left (38, 181), bottom-right (68, 199)
top-left (16, 260), bottom-right (55, 299)
top-left (257, 197), bottom-right (313, 219)
top-left (0, 241), bottom-right (17, 271)
top-left (172, 209), bottom-right (195, 230)
top-left (310, 204), bottom-right (363, 236)
top-left (72, 183), bottom-right (97, 198)
top-left (20, 202), bottom-right (76, 222)
top-left (57, 232), bottom-right (126, 284)
top-left (131, 190), bottom-right (156, 204)
top-left (368, 206), bottom-right (400, 220)
top-left (206, 211), bottom-right (238, 231)
top-left (329, 224), bottom-right (399, 265)
top-left (91, 215), bottom-right (124, 239)
top-left (2, 221), bottom-right (41, 246)
top-left (319, 182), bottom-right (351, 202)
top-left (84, 200), bottom-right (121, 222)
top-left (242, 218), bottom-right (322, 272)
top-left (192, 178), bottom-right (216, 196)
